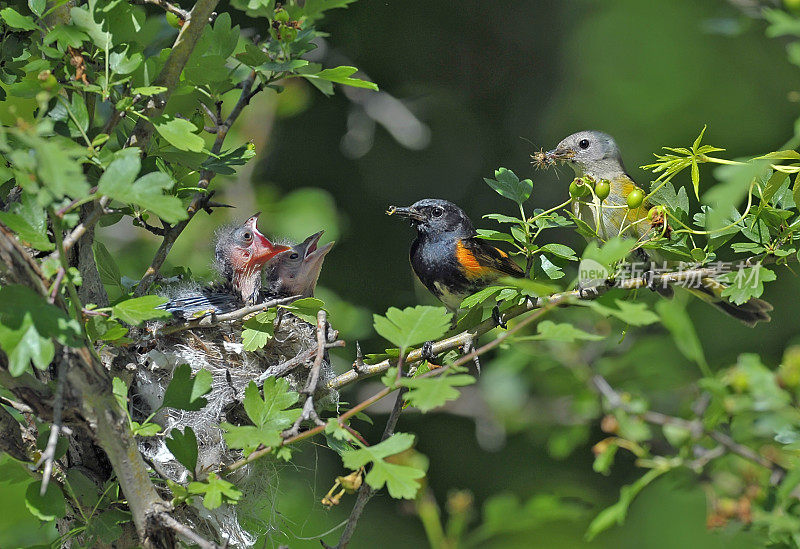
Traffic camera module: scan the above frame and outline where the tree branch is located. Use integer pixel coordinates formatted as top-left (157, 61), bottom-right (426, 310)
top-left (126, 0), bottom-right (220, 150)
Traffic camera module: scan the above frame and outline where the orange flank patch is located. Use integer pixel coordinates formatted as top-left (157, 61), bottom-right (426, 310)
top-left (455, 240), bottom-right (491, 278)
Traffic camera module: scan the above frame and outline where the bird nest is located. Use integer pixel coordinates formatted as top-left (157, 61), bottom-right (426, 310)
top-left (108, 309), bottom-right (340, 546)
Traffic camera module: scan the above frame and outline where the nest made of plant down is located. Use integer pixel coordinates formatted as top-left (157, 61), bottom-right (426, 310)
top-left (104, 309), bottom-right (340, 546)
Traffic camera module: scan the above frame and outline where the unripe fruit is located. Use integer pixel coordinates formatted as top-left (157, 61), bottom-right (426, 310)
top-left (626, 188), bottom-right (644, 209)
top-left (647, 206), bottom-right (663, 221)
top-left (595, 179), bottom-right (610, 201)
top-left (569, 178), bottom-right (589, 198)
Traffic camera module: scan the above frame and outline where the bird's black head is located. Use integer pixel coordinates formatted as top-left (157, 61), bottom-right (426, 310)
top-left (387, 198), bottom-right (475, 238)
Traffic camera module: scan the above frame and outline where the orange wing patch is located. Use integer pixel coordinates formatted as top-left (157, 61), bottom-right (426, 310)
top-left (456, 240), bottom-right (492, 278)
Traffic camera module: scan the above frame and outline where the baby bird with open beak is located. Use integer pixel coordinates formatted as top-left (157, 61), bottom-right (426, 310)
top-left (161, 214), bottom-right (290, 319)
top-left (263, 231), bottom-right (334, 299)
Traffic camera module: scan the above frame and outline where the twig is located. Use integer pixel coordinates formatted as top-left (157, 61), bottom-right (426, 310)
top-left (590, 374), bottom-right (786, 481)
top-left (158, 512), bottom-right (222, 549)
top-left (33, 347), bottom-right (66, 495)
top-left (135, 0), bottom-right (190, 19)
top-left (49, 268), bottom-right (65, 304)
top-left (327, 264), bottom-right (749, 390)
top-left (0, 396), bottom-right (34, 415)
top-left (283, 310), bottom-right (329, 438)
top-left (57, 197), bottom-right (110, 257)
top-left (153, 295), bottom-right (301, 337)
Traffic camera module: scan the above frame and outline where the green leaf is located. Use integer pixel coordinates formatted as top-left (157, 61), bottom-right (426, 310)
top-left (719, 265), bottom-right (776, 305)
top-left (70, 5), bottom-right (112, 48)
top-left (341, 433), bottom-right (424, 499)
top-left (540, 243), bottom-right (578, 261)
top-left (655, 299), bottom-right (707, 370)
top-left (25, 481), bottom-right (66, 521)
top-left (0, 285), bottom-right (81, 375)
top-left (241, 309), bottom-right (277, 351)
top-left (1, 7), bottom-right (38, 30)
top-left (166, 427), bottom-right (198, 475)
top-left (222, 379), bottom-right (301, 455)
top-left (97, 153), bottom-right (186, 224)
top-left (0, 194), bottom-right (54, 251)
top-left (162, 364), bottom-right (213, 411)
top-left (187, 472), bottom-right (241, 510)
top-left (585, 299), bottom-right (660, 326)
top-left (28, 0), bottom-right (45, 17)
top-left (483, 167), bottom-right (533, 205)
top-left (582, 237), bottom-right (636, 270)
top-left (517, 320), bottom-right (604, 343)
top-left (474, 229), bottom-right (515, 243)
top-left (85, 508), bottom-right (130, 545)
top-left (112, 377), bottom-right (128, 414)
top-left (153, 116), bottom-right (206, 152)
top-left (279, 297), bottom-right (324, 324)
top-left (540, 255), bottom-right (564, 280)
top-left (44, 25), bottom-right (89, 48)
top-left (131, 86), bottom-right (168, 96)
top-left (92, 241), bottom-right (123, 290)
top-left (400, 371), bottom-right (475, 412)
top-left (585, 468), bottom-right (667, 541)
top-left (373, 305), bottom-right (451, 351)
top-left (85, 316), bottom-right (128, 342)
top-left (131, 421), bottom-right (161, 436)
top-left (478, 493), bottom-right (585, 538)
top-left (112, 295), bottom-right (171, 325)
top-left (459, 285), bottom-right (506, 309)
top-left (302, 66), bottom-right (378, 94)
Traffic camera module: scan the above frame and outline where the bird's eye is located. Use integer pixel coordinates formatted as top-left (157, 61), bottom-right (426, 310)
top-left (431, 207), bottom-right (443, 218)
top-left (242, 231), bottom-right (252, 241)
top-left (290, 253), bottom-right (299, 259)
top-left (579, 139), bottom-right (590, 149)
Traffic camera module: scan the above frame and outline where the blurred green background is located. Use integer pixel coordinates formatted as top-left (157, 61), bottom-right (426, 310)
top-left (4, 0), bottom-right (800, 546)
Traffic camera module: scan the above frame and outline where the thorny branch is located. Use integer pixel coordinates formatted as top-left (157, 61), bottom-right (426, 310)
top-left (327, 263), bottom-right (769, 390)
top-left (590, 374), bottom-right (786, 482)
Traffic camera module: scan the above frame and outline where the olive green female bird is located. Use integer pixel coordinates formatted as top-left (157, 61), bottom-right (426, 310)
top-left (546, 130), bottom-right (772, 326)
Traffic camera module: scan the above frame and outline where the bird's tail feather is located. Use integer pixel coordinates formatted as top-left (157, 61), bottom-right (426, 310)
top-left (684, 277), bottom-right (772, 327)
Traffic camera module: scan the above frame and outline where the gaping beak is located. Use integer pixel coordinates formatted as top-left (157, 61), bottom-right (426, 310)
top-left (545, 147), bottom-right (576, 163)
top-left (299, 230), bottom-right (334, 264)
top-left (387, 205), bottom-right (425, 222)
top-left (245, 213), bottom-right (291, 265)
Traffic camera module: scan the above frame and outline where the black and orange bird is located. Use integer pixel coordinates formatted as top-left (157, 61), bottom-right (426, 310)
top-left (388, 199), bottom-right (524, 312)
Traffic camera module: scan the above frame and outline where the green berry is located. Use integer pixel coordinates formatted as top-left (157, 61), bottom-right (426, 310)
top-left (595, 179), bottom-right (611, 201)
top-left (626, 188), bottom-right (644, 209)
top-left (569, 179), bottom-right (589, 198)
top-left (646, 206), bottom-right (662, 221)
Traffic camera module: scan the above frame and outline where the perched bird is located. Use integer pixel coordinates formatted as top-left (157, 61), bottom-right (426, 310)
top-left (545, 130), bottom-right (772, 326)
top-left (263, 231), bottom-right (334, 299)
top-left (161, 214), bottom-right (290, 319)
top-left (388, 198), bottom-right (524, 311)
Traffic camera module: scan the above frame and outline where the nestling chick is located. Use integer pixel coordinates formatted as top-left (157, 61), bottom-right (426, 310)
top-left (263, 231), bottom-right (334, 299)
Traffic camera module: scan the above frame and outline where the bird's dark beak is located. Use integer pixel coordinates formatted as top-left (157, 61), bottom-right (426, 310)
top-left (298, 231), bottom-right (333, 261)
top-left (387, 205), bottom-right (425, 222)
top-left (545, 147), bottom-right (576, 163)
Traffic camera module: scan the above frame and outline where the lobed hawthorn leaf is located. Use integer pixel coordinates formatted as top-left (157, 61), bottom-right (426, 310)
top-left (241, 310), bottom-right (277, 351)
top-left (112, 295), bottom-right (171, 325)
top-left (44, 25), bottom-right (89, 48)
top-left (719, 265), bottom-right (776, 305)
top-left (187, 472), bottom-right (241, 510)
top-left (340, 432), bottom-right (424, 499)
top-left (484, 167), bottom-right (533, 205)
top-left (162, 364), bottom-right (213, 411)
top-left (222, 379), bottom-right (301, 455)
top-left (400, 370), bottom-right (475, 413)
top-left (166, 427), bottom-right (198, 476)
top-left (70, 5), bottom-right (112, 48)
top-left (373, 305), bottom-right (451, 351)
top-left (279, 297), bottom-right (324, 324)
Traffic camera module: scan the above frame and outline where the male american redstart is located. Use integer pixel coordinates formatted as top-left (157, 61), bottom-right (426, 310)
top-left (388, 198), bottom-right (524, 312)
top-left (545, 130), bottom-right (772, 326)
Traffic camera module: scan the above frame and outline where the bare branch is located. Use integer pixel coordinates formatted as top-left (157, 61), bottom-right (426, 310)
top-left (158, 512), bottom-right (222, 549)
top-left (34, 357), bottom-right (65, 495)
